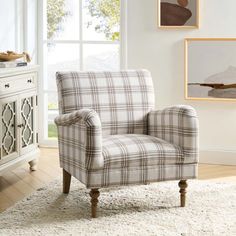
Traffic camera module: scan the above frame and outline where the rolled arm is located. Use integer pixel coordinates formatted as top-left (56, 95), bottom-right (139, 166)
top-left (148, 105), bottom-right (199, 162)
top-left (55, 109), bottom-right (100, 127)
top-left (55, 109), bottom-right (103, 170)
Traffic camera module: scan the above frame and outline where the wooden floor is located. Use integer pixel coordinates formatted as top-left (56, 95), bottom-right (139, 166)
top-left (0, 148), bottom-right (236, 213)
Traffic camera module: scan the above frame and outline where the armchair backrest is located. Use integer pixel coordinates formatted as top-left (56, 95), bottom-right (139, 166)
top-left (56, 70), bottom-right (155, 135)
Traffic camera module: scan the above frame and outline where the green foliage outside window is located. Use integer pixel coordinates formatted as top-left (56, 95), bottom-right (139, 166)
top-left (86, 0), bottom-right (120, 41)
top-left (47, 0), bottom-right (120, 41)
top-left (47, 0), bottom-right (68, 39)
top-left (48, 124), bottom-right (58, 138)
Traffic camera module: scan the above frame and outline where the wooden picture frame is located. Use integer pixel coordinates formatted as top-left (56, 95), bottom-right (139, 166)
top-left (158, 0), bottom-right (199, 29)
top-left (185, 38), bottom-right (236, 101)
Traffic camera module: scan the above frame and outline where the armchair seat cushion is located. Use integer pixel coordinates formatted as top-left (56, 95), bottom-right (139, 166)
top-left (102, 134), bottom-right (190, 169)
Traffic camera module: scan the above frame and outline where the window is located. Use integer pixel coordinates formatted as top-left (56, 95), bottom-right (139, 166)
top-left (38, 0), bottom-right (126, 146)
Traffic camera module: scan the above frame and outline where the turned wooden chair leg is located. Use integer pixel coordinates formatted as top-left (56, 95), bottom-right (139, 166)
top-left (89, 189), bottom-right (100, 218)
top-left (63, 169), bottom-right (71, 194)
top-left (178, 180), bottom-right (188, 207)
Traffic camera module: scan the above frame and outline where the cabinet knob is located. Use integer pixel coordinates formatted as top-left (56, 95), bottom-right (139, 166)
top-left (17, 124), bottom-right (24, 128)
top-left (27, 79), bottom-right (32, 83)
top-left (5, 83), bottom-right (10, 88)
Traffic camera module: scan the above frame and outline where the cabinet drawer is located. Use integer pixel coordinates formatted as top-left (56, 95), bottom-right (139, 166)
top-left (0, 73), bottom-right (36, 95)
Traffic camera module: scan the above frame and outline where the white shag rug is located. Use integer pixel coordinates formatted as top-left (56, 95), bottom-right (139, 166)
top-left (0, 179), bottom-right (236, 236)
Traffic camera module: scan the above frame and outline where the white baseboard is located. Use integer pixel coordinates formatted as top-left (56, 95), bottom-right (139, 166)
top-left (200, 150), bottom-right (236, 166)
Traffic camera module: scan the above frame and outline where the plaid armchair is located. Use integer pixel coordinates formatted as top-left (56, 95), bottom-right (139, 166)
top-left (55, 70), bottom-right (199, 217)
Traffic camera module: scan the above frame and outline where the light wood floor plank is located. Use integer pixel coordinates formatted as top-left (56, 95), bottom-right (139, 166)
top-left (12, 168), bottom-right (44, 190)
top-left (0, 192), bottom-right (13, 211)
top-left (2, 171), bottom-right (35, 196)
top-left (0, 177), bottom-right (25, 203)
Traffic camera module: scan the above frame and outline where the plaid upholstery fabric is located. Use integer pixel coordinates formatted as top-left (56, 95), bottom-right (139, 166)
top-left (102, 134), bottom-right (185, 169)
top-left (56, 70), bottom-right (155, 136)
top-left (55, 109), bottom-right (103, 170)
top-left (148, 105), bottom-right (199, 164)
top-left (55, 70), bottom-right (199, 188)
top-left (63, 163), bottom-right (198, 188)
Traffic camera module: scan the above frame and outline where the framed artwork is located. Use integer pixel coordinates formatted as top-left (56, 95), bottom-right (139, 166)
top-left (158, 0), bottom-right (199, 29)
top-left (185, 38), bottom-right (236, 101)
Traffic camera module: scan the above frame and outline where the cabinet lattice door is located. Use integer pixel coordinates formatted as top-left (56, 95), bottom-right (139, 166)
top-left (21, 97), bottom-right (34, 148)
top-left (1, 101), bottom-right (17, 160)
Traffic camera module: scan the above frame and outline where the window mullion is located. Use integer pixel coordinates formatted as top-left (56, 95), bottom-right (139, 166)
top-left (120, 0), bottom-right (127, 69)
top-left (43, 40), bottom-right (119, 44)
top-left (79, 0), bottom-right (83, 70)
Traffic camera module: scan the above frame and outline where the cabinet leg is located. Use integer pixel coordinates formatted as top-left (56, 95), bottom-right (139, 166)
top-left (29, 159), bottom-right (38, 171)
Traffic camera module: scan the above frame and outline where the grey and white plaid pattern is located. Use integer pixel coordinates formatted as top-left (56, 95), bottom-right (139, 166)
top-left (55, 71), bottom-right (199, 188)
top-left (63, 163), bottom-right (198, 188)
top-left (148, 105), bottom-right (199, 163)
top-left (56, 70), bottom-right (155, 136)
top-left (102, 134), bottom-right (185, 169)
top-left (55, 109), bottom-right (103, 170)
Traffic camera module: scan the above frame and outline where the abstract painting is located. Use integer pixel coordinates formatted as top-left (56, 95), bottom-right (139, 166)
top-left (158, 0), bottom-right (199, 28)
top-left (185, 38), bottom-right (236, 101)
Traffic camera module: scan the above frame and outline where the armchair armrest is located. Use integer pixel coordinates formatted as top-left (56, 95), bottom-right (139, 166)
top-left (55, 109), bottom-right (103, 170)
top-left (148, 105), bottom-right (199, 162)
top-left (55, 109), bottom-right (101, 127)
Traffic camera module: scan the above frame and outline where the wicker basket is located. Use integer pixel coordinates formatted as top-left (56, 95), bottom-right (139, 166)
top-left (0, 51), bottom-right (31, 62)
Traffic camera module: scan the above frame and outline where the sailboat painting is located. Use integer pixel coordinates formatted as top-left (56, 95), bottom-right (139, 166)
top-left (185, 38), bottom-right (236, 101)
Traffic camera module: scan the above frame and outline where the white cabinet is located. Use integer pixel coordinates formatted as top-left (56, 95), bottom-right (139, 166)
top-left (0, 66), bottom-right (39, 174)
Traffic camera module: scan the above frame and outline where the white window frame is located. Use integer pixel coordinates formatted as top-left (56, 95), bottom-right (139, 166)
top-left (37, 0), bottom-right (127, 147)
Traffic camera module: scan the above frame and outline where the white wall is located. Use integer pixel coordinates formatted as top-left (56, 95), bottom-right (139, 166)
top-left (127, 0), bottom-right (236, 164)
top-left (0, 0), bottom-right (17, 51)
